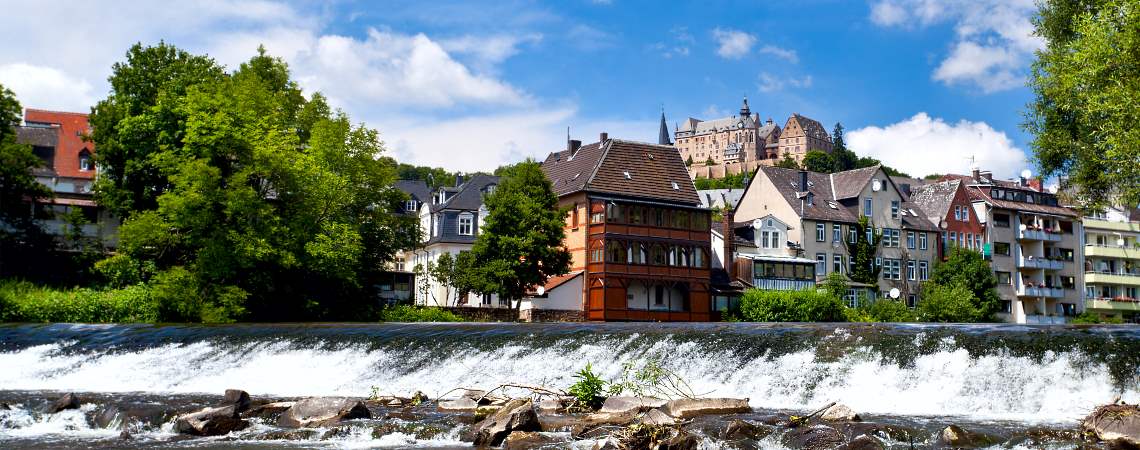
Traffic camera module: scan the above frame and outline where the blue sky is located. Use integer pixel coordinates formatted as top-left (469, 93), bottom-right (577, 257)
top-left (0, 0), bottom-right (1040, 178)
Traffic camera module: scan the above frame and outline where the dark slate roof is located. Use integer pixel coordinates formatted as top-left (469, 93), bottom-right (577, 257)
top-left (890, 176), bottom-right (925, 199)
top-left (394, 180), bottom-right (431, 203)
top-left (435, 174), bottom-right (500, 212)
top-left (658, 111), bottom-right (672, 145)
top-left (16, 126), bottom-right (58, 148)
top-left (909, 180), bottom-right (960, 225)
top-left (900, 202), bottom-right (941, 231)
top-left (755, 165), bottom-right (856, 223)
top-left (542, 139), bottom-right (699, 206)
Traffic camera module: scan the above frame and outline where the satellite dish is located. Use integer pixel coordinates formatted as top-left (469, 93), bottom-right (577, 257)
top-left (872, 180), bottom-right (882, 191)
top-left (1020, 169), bottom-right (1032, 179)
top-left (889, 288), bottom-right (900, 299)
top-left (536, 286), bottom-right (546, 296)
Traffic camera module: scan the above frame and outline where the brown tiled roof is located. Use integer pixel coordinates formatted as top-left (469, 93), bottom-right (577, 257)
top-left (909, 180), bottom-right (960, 225)
top-left (755, 165), bottom-right (857, 223)
top-left (830, 165), bottom-right (880, 200)
top-left (789, 113), bottom-right (830, 141)
top-left (542, 139), bottom-right (699, 206)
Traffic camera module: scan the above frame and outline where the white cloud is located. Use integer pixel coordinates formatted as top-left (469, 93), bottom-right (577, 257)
top-left (440, 33), bottom-right (543, 71)
top-left (712, 28), bottom-right (756, 59)
top-left (567, 24), bottom-right (617, 51)
top-left (654, 26), bottom-right (693, 58)
top-left (757, 72), bottom-right (813, 93)
top-left (0, 63), bottom-right (97, 112)
top-left (847, 113), bottom-right (1027, 178)
top-left (758, 45), bottom-right (798, 63)
top-left (868, 0), bottom-right (1042, 93)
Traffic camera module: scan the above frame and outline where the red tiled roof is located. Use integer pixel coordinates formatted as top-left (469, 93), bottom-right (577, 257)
top-left (542, 139), bottom-right (700, 206)
top-left (24, 109), bottom-right (94, 180)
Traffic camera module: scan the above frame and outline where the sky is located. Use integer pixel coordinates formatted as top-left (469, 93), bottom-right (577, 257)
top-left (0, 0), bottom-right (1043, 179)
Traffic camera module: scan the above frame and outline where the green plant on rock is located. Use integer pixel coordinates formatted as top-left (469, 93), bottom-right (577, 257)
top-left (568, 363), bottom-right (607, 411)
top-left (608, 357), bottom-right (697, 400)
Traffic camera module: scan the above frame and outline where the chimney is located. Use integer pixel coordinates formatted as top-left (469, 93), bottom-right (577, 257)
top-left (972, 167), bottom-right (980, 181)
top-left (568, 139), bottom-right (582, 153)
top-left (455, 174), bottom-right (464, 187)
top-left (722, 207), bottom-right (735, 281)
top-left (599, 132), bottom-right (608, 143)
top-left (798, 170), bottom-right (808, 191)
top-left (1019, 176), bottom-right (1028, 187)
top-left (1029, 178), bottom-right (1043, 192)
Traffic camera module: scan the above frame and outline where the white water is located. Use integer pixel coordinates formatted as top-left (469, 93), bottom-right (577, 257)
top-left (1, 331), bottom-right (1134, 425)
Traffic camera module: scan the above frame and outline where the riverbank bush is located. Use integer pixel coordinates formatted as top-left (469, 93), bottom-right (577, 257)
top-left (0, 279), bottom-right (159, 322)
top-left (378, 305), bottom-right (465, 322)
top-left (1071, 311), bottom-right (1124, 324)
top-left (915, 283), bottom-right (981, 323)
top-left (739, 288), bottom-right (848, 322)
top-left (846, 298), bottom-right (916, 322)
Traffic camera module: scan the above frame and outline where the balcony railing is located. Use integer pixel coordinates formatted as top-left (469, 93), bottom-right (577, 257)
top-left (1017, 257), bottom-right (1064, 270)
top-left (1018, 228), bottom-right (1062, 242)
top-left (1017, 285), bottom-right (1065, 298)
top-left (1085, 271), bottom-right (1140, 286)
top-left (753, 278), bottom-right (815, 291)
top-left (1086, 298), bottom-right (1140, 312)
top-left (1024, 314), bottom-right (1068, 324)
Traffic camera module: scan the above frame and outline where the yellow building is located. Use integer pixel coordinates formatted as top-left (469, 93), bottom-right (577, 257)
top-left (1083, 207), bottom-right (1140, 322)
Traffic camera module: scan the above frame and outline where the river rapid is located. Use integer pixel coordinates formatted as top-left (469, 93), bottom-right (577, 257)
top-left (0, 322), bottom-right (1137, 448)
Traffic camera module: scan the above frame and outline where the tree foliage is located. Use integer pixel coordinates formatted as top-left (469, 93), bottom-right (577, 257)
top-left (929, 246), bottom-right (1001, 321)
top-left (738, 288), bottom-right (848, 322)
top-left (0, 84), bottom-right (52, 249)
top-left (802, 150), bottom-right (839, 173)
top-left (775, 154), bottom-right (800, 169)
top-left (1026, 0), bottom-right (1140, 210)
top-left (94, 44), bottom-right (417, 322)
top-left (467, 160), bottom-right (571, 308)
top-left (844, 216), bottom-right (882, 286)
top-left (693, 170), bottom-right (750, 190)
top-left (831, 122), bottom-right (858, 171)
top-left (916, 282), bottom-right (981, 323)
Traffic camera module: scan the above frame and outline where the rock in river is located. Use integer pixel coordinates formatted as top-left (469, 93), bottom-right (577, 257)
top-left (819, 403), bottom-right (860, 422)
top-left (174, 406), bottom-right (249, 436)
top-left (662, 397), bottom-right (750, 418)
top-left (277, 397), bottom-right (372, 428)
top-left (782, 424), bottom-right (844, 450)
top-left (599, 396), bottom-right (667, 415)
top-left (1082, 404), bottom-right (1140, 447)
top-left (46, 393), bottom-right (80, 413)
top-left (463, 398), bottom-right (542, 447)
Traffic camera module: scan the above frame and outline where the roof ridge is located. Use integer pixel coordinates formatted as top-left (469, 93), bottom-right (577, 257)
top-left (25, 108), bottom-right (89, 116)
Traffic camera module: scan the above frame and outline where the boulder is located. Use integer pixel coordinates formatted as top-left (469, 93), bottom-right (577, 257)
top-left (0, 402), bottom-right (9, 410)
top-left (660, 431), bottom-right (699, 450)
top-left (47, 393), bottom-right (80, 413)
top-left (504, 431), bottom-right (564, 449)
top-left (174, 405), bottom-right (249, 436)
top-left (463, 398), bottom-right (542, 447)
top-left (277, 397), bottom-right (372, 428)
top-left (93, 405), bottom-right (122, 429)
top-left (1082, 404), bottom-right (1140, 447)
top-left (438, 397), bottom-right (479, 411)
top-left (724, 419), bottom-right (773, 441)
top-left (223, 389), bottom-right (251, 413)
top-left (662, 398), bottom-right (750, 418)
top-left (937, 425), bottom-right (996, 448)
top-left (599, 396), bottom-right (667, 415)
top-left (637, 408), bottom-right (675, 426)
top-left (243, 401), bottom-right (295, 420)
top-left (782, 424), bottom-right (844, 450)
top-left (819, 403), bottom-right (860, 422)
top-left (836, 435), bottom-right (885, 450)
top-left (538, 397), bottom-right (565, 413)
top-left (592, 437), bottom-right (621, 450)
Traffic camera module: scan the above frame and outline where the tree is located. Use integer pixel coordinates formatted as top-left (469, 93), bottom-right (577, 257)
top-left (1026, 0), bottom-right (1140, 210)
top-left (0, 85), bottom-right (52, 244)
top-left (705, 157), bottom-right (715, 166)
top-left (928, 246), bottom-right (1001, 321)
top-left (821, 271), bottom-right (848, 300)
top-left (685, 155), bottom-right (694, 167)
top-left (467, 160), bottom-right (571, 311)
top-left (831, 123), bottom-right (858, 171)
top-left (802, 150), bottom-right (838, 173)
top-left (916, 282), bottom-right (980, 323)
top-left (844, 216), bottom-right (881, 287)
top-left (775, 154), bottom-right (800, 169)
top-left (739, 288), bottom-right (847, 322)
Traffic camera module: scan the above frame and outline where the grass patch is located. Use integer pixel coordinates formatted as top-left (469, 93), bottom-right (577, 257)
top-left (0, 279), bottom-right (159, 323)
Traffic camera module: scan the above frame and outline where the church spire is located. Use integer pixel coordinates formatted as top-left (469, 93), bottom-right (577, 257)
top-left (740, 95), bottom-right (751, 117)
top-left (658, 107), bottom-right (672, 145)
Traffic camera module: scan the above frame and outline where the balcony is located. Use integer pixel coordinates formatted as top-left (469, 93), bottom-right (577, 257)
top-left (1085, 271), bottom-right (1140, 287)
top-left (1086, 298), bottom-right (1140, 312)
top-left (1017, 285), bottom-right (1064, 298)
top-left (1085, 244), bottom-right (1140, 259)
top-left (1018, 228), bottom-right (1062, 242)
top-left (1017, 256), bottom-right (1064, 271)
top-left (1084, 218), bottom-right (1140, 233)
top-left (1024, 315), bottom-right (1068, 324)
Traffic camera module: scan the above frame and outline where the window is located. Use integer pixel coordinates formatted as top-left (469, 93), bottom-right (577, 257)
top-left (919, 233), bottom-right (928, 250)
top-left (907, 294), bottom-right (917, 308)
top-left (395, 257), bottom-right (405, 272)
top-left (405, 200), bottom-right (418, 212)
top-left (864, 198), bottom-right (873, 216)
top-left (975, 235), bottom-right (982, 250)
top-left (949, 231), bottom-right (957, 246)
top-left (891, 200), bottom-right (899, 219)
top-left (996, 271), bottom-right (1012, 285)
top-left (883, 229), bottom-right (900, 247)
top-left (485, 185), bottom-right (496, 195)
top-left (848, 226), bottom-right (857, 244)
top-left (607, 240), bottom-right (626, 263)
top-left (672, 210), bottom-right (690, 229)
top-left (993, 213), bottom-right (1010, 228)
top-left (629, 243), bottom-right (647, 264)
top-left (482, 293), bottom-right (492, 306)
top-left (907, 260), bottom-right (916, 280)
top-left (961, 207), bottom-right (969, 222)
top-left (650, 244), bottom-right (667, 265)
top-left (654, 286), bottom-right (665, 305)
top-left (954, 206), bottom-right (961, 221)
top-left (816, 223), bottom-right (826, 242)
top-left (965, 233), bottom-right (973, 249)
top-left (832, 224), bottom-right (841, 242)
top-left (994, 242), bottom-right (1010, 256)
top-left (883, 259), bottom-right (901, 280)
top-left (572, 203), bottom-right (579, 228)
top-left (833, 254), bottom-right (844, 274)
top-left (919, 261), bottom-right (928, 280)
top-left (769, 231), bottom-right (780, 249)
top-left (458, 213), bottom-right (474, 235)
top-left (816, 253), bottom-right (827, 275)
top-left (79, 153), bottom-right (92, 171)
top-left (760, 231), bottom-right (771, 248)
top-left (906, 231), bottom-right (916, 249)
top-left (432, 215), bottom-right (439, 237)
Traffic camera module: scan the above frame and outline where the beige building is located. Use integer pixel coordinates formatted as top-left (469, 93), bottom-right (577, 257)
top-left (778, 113), bottom-right (833, 164)
top-left (1082, 206), bottom-right (1140, 322)
top-left (674, 97), bottom-right (781, 166)
top-left (734, 165), bottom-right (940, 306)
top-left (957, 170), bottom-right (1084, 323)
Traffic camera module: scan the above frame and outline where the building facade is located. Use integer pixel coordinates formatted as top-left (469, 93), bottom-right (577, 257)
top-left (674, 97), bottom-right (778, 166)
top-left (734, 165), bottom-right (940, 306)
top-left (1082, 206), bottom-right (1140, 322)
top-left (959, 170), bottom-right (1084, 323)
top-left (540, 135), bottom-right (714, 321)
top-left (909, 179), bottom-right (986, 258)
top-left (777, 113), bottom-right (833, 164)
top-left (409, 175), bottom-right (503, 308)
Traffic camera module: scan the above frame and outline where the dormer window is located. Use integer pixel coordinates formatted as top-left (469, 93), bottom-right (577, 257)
top-left (78, 150), bottom-right (92, 171)
top-left (485, 184), bottom-right (496, 195)
top-left (405, 200), bottom-right (418, 212)
top-left (458, 213), bottom-right (474, 235)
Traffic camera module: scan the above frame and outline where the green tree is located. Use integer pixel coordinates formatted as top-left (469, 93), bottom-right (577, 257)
top-left (705, 157), bottom-right (715, 166)
top-left (821, 271), bottom-right (849, 300)
top-left (802, 150), bottom-right (838, 173)
top-left (468, 160), bottom-right (572, 311)
top-left (738, 288), bottom-right (847, 322)
top-left (831, 122), bottom-right (858, 171)
top-left (1026, 0), bottom-right (1140, 210)
top-left (844, 216), bottom-right (881, 286)
top-left (775, 154), bottom-right (800, 169)
top-left (685, 155), bottom-right (694, 166)
top-left (916, 282), bottom-right (980, 323)
top-left (0, 85), bottom-right (52, 246)
top-left (928, 246), bottom-right (1001, 321)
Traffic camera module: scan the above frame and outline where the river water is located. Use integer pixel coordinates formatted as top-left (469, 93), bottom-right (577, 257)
top-left (0, 322), bottom-right (1137, 448)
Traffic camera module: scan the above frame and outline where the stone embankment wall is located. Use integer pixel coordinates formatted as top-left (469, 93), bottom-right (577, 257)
top-left (688, 160), bottom-right (769, 180)
top-left (440, 307), bottom-right (585, 322)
